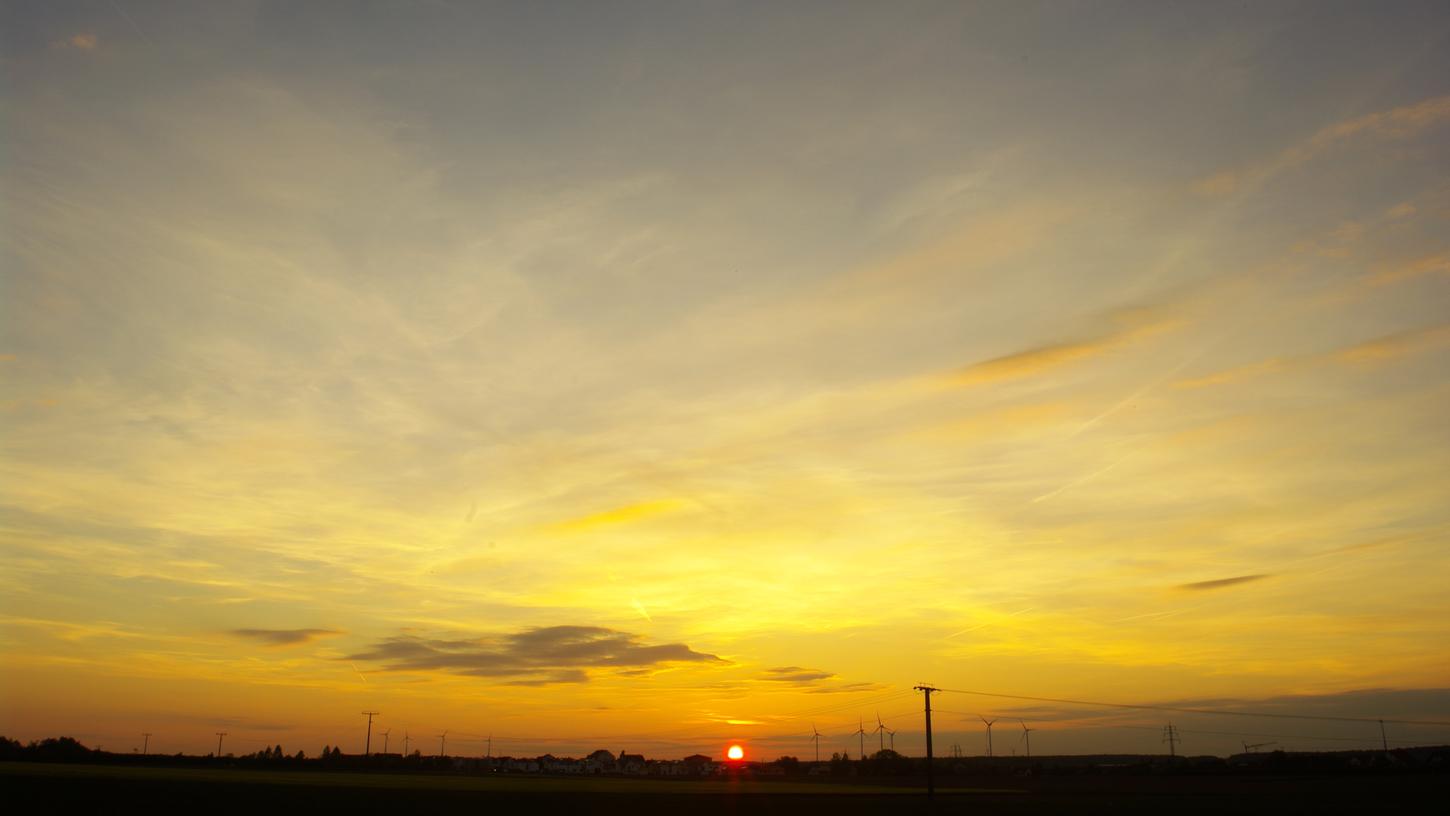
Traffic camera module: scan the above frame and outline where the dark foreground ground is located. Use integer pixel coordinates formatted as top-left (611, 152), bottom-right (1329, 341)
top-left (5, 762), bottom-right (1446, 814)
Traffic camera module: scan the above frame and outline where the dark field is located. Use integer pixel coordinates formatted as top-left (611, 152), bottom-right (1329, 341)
top-left (4, 762), bottom-right (1444, 814)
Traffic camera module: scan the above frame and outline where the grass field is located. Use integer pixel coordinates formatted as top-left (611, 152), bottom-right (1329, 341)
top-left (3, 761), bottom-right (1442, 814)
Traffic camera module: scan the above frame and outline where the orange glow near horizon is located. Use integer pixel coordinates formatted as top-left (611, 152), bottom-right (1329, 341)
top-left (726, 745), bottom-right (744, 761)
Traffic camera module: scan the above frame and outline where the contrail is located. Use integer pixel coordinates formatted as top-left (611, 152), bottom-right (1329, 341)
top-left (107, 0), bottom-right (154, 48)
top-left (351, 662), bottom-right (370, 684)
top-left (1030, 455), bottom-right (1128, 504)
top-left (630, 597), bottom-right (653, 623)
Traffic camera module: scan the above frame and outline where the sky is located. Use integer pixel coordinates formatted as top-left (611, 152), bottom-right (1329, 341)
top-left (2, 0), bottom-right (1449, 760)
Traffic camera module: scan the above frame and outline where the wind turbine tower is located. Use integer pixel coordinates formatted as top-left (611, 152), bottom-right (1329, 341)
top-left (979, 716), bottom-right (998, 757)
top-left (380, 729), bottom-right (391, 754)
top-left (874, 713), bottom-right (887, 754)
top-left (438, 730), bottom-right (448, 757)
top-left (810, 724), bottom-right (822, 763)
top-left (1020, 720), bottom-right (1035, 759)
top-left (853, 718), bottom-right (866, 760)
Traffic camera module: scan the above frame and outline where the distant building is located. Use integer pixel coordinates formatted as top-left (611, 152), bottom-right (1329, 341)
top-left (681, 754), bottom-right (716, 775)
top-left (586, 749), bottom-right (616, 774)
top-left (618, 751), bottom-right (647, 775)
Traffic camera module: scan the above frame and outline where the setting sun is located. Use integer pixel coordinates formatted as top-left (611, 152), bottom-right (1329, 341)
top-left (726, 745), bottom-right (744, 762)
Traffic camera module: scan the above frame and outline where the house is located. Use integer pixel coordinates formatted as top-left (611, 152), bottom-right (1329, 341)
top-left (681, 754), bottom-right (715, 776)
top-left (586, 748), bottom-right (617, 774)
top-left (618, 751), bottom-right (647, 775)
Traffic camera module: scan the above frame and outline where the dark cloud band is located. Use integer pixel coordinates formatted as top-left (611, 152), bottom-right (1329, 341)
top-left (347, 625), bottom-right (725, 685)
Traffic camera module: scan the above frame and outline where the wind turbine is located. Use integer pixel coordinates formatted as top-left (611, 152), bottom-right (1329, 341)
top-left (438, 730), bottom-right (448, 757)
top-left (852, 719), bottom-right (867, 760)
top-left (380, 729), bottom-right (391, 754)
top-left (810, 723), bottom-right (822, 763)
top-left (1019, 720), bottom-right (1034, 759)
top-left (886, 728), bottom-right (896, 751)
top-left (874, 713), bottom-right (887, 754)
top-left (979, 716), bottom-right (998, 757)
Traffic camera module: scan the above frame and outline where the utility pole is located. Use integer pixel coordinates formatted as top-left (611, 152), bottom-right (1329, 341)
top-left (215, 732), bottom-right (227, 757)
top-left (141, 733), bottom-right (151, 755)
top-left (1162, 723), bottom-right (1179, 757)
top-left (915, 685), bottom-right (937, 801)
top-left (1379, 719), bottom-right (1388, 753)
top-left (362, 711), bottom-right (380, 756)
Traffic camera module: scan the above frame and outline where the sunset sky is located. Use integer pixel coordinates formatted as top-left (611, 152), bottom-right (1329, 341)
top-left (3, 1), bottom-right (1449, 759)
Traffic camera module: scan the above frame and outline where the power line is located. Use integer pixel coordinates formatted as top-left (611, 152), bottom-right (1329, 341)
top-left (1112, 723), bottom-right (1443, 746)
top-left (935, 688), bottom-right (1450, 727)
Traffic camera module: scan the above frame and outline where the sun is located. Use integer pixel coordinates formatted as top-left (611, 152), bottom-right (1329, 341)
top-left (726, 744), bottom-right (744, 761)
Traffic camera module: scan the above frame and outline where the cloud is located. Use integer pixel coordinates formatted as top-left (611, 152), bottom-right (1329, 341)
top-left (53, 33), bottom-right (98, 50)
top-left (952, 340), bottom-right (1108, 386)
top-left (761, 666), bottom-right (836, 684)
top-left (1175, 574), bottom-right (1271, 592)
top-left (1174, 358), bottom-right (1286, 390)
top-left (950, 309), bottom-right (1178, 387)
top-left (757, 666), bottom-right (885, 694)
top-left (1334, 324), bottom-right (1450, 364)
top-left (546, 499), bottom-right (683, 534)
top-left (229, 628), bottom-right (343, 646)
top-left (1195, 95), bottom-right (1450, 196)
top-left (1175, 323), bottom-right (1449, 387)
top-left (1366, 253), bottom-right (1450, 288)
top-left (804, 681), bottom-right (887, 695)
top-left (348, 625), bottom-right (726, 684)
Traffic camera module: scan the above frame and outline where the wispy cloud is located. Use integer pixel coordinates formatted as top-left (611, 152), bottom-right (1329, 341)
top-left (1174, 358), bottom-right (1286, 389)
top-left (949, 310), bottom-right (1179, 387)
top-left (1366, 252), bottom-right (1450, 288)
top-left (1334, 324), bottom-right (1450, 364)
top-left (1175, 574), bottom-right (1271, 592)
top-left (1195, 94), bottom-right (1450, 196)
top-left (55, 33), bottom-right (98, 50)
top-left (229, 628), bottom-right (343, 646)
top-left (757, 666), bottom-right (884, 694)
top-left (547, 499), bottom-right (683, 534)
top-left (348, 625), bottom-right (726, 684)
top-left (761, 666), bottom-right (835, 684)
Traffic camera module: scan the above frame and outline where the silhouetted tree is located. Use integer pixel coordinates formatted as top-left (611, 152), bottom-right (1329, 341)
top-left (28, 737), bottom-right (94, 762)
top-left (0, 736), bottom-right (23, 760)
